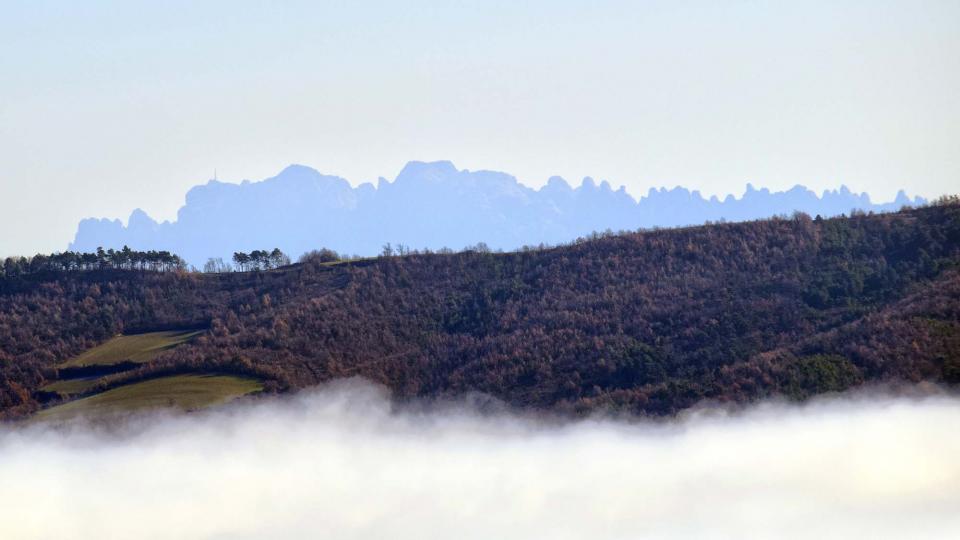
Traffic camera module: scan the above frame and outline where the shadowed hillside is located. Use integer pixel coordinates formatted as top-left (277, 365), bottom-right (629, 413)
top-left (70, 161), bottom-right (927, 267)
top-left (3, 202), bottom-right (958, 419)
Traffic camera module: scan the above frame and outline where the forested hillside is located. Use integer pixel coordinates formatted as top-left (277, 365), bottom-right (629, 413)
top-left (2, 203), bottom-right (959, 419)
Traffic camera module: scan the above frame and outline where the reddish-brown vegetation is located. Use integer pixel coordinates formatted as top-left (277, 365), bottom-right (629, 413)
top-left (2, 204), bottom-right (958, 419)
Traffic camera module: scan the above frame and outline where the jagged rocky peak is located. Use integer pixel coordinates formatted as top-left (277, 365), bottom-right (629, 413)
top-left (544, 176), bottom-right (572, 191)
top-left (68, 160), bottom-right (927, 267)
top-left (267, 164), bottom-right (352, 191)
top-left (276, 163), bottom-right (319, 177)
top-left (395, 160), bottom-right (459, 184)
top-left (127, 208), bottom-right (158, 230)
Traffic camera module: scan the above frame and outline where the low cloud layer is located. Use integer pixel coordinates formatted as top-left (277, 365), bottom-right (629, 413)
top-left (2, 381), bottom-right (959, 539)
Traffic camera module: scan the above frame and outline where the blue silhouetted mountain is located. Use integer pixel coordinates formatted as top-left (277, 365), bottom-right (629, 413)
top-left (69, 161), bottom-right (926, 267)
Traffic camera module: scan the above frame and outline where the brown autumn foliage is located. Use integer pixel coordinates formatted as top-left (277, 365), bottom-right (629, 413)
top-left (1, 203), bottom-right (958, 419)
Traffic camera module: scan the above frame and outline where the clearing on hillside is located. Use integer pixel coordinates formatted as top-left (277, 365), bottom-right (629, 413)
top-left (35, 374), bottom-right (263, 422)
top-left (59, 330), bottom-right (202, 368)
top-left (42, 377), bottom-right (110, 396)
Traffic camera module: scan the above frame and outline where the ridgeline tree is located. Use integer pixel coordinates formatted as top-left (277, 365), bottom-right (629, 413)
top-left (1, 246), bottom-right (185, 279)
top-left (203, 258), bottom-right (232, 273)
top-left (299, 248), bottom-right (341, 264)
top-left (232, 249), bottom-right (290, 272)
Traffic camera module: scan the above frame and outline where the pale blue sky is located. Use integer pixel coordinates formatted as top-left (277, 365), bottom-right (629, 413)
top-left (2, 0), bottom-right (959, 255)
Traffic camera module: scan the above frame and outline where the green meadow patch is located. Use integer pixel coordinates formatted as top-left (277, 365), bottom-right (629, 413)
top-left (42, 377), bottom-right (107, 396)
top-left (35, 374), bottom-right (263, 422)
top-left (59, 330), bottom-right (203, 368)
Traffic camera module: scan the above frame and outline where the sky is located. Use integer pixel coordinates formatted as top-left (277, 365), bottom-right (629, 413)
top-left (2, 0), bottom-right (959, 256)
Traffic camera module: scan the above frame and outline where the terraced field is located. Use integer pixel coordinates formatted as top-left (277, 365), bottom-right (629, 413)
top-left (34, 329), bottom-right (263, 422)
top-left (59, 330), bottom-right (203, 368)
top-left (35, 375), bottom-right (263, 422)
top-left (42, 377), bottom-right (109, 396)
top-left (41, 329), bottom-right (205, 399)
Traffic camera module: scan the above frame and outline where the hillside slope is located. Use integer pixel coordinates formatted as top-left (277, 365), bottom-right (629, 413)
top-left (3, 204), bottom-right (959, 418)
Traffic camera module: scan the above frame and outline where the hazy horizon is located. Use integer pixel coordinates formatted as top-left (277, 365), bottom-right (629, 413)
top-left (65, 160), bottom-right (929, 268)
top-left (3, 0), bottom-right (960, 255)
top-left (1, 158), bottom-right (938, 259)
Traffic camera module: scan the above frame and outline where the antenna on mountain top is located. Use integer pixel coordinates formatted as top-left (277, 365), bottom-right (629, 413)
top-left (214, 168), bottom-right (217, 181)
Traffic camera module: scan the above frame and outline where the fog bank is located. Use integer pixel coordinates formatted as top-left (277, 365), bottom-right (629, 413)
top-left (2, 381), bottom-right (958, 539)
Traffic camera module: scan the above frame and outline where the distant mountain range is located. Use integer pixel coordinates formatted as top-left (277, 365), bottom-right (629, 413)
top-left (70, 161), bottom-right (926, 267)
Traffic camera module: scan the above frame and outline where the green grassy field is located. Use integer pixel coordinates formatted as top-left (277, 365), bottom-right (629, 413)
top-left (59, 330), bottom-right (202, 368)
top-left (41, 372), bottom-right (136, 396)
top-left (42, 377), bottom-right (106, 396)
top-left (35, 374), bottom-right (263, 422)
